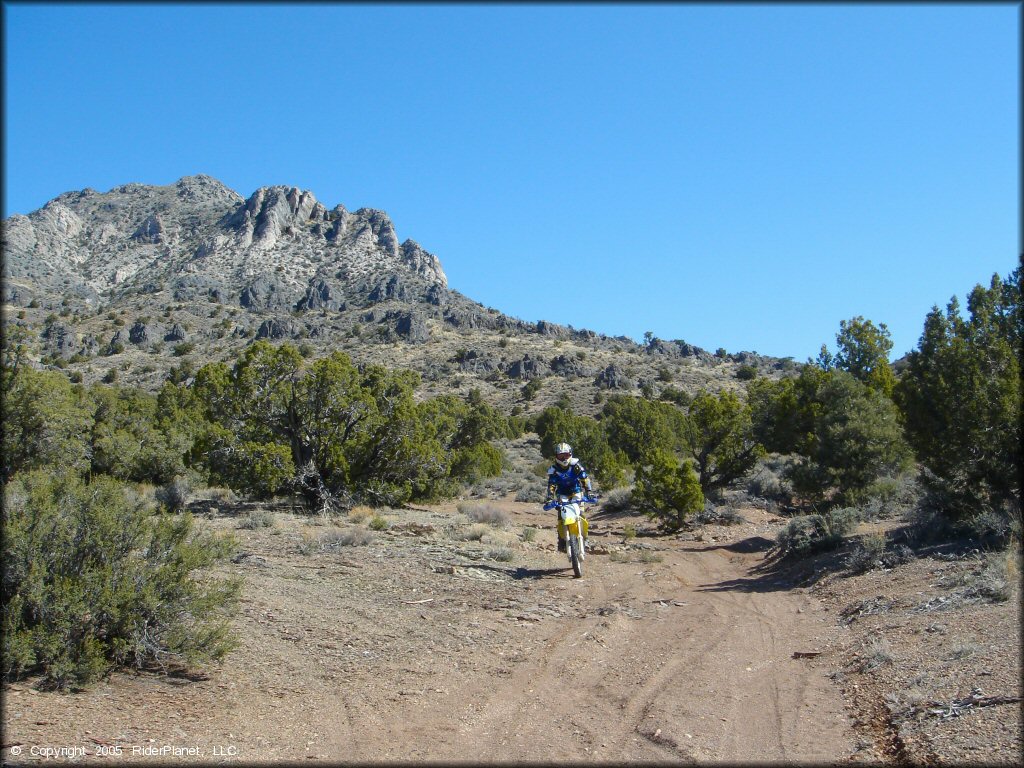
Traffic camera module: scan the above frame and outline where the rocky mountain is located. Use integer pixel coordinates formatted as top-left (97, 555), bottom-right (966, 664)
top-left (2, 175), bottom-right (446, 310)
top-left (2, 176), bottom-right (792, 414)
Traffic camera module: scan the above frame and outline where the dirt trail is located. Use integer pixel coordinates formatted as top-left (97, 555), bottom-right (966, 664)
top-left (2, 500), bottom-right (857, 764)
top-left (353, 510), bottom-right (854, 764)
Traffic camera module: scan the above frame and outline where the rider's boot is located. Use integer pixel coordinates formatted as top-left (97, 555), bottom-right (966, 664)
top-left (557, 538), bottom-right (567, 553)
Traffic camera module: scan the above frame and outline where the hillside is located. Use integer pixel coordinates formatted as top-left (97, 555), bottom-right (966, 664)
top-left (2, 176), bottom-right (791, 415)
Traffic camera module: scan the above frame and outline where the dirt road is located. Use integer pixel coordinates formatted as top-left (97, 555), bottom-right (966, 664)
top-left (2, 500), bottom-right (857, 764)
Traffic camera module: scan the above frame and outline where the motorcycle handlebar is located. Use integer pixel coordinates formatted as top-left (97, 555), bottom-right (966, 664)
top-left (543, 495), bottom-right (600, 511)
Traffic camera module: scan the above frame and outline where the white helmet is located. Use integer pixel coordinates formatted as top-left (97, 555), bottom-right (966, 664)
top-left (554, 442), bottom-right (572, 468)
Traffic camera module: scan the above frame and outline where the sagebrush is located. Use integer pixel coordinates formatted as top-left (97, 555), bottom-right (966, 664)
top-left (2, 471), bottom-right (240, 688)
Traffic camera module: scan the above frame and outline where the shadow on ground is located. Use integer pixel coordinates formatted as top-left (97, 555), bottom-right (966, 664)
top-left (690, 535), bottom-right (846, 594)
top-left (459, 563), bottom-right (570, 581)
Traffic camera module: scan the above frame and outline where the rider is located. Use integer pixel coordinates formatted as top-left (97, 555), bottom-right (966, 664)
top-left (545, 442), bottom-right (593, 552)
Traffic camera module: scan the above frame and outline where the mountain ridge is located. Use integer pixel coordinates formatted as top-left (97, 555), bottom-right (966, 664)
top-left (2, 175), bottom-right (447, 311)
top-left (2, 175), bottom-right (788, 412)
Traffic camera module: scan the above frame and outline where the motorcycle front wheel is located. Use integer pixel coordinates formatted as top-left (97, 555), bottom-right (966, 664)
top-left (569, 535), bottom-right (583, 578)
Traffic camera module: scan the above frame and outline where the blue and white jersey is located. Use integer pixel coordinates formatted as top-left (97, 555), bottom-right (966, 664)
top-left (547, 458), bottom-right (589, 497)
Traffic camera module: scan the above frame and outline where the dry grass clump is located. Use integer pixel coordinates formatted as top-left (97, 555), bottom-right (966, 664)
top-left (155, 475), bottom-right (192, 511)
top-left (961, 550), bottom-right (1016, 602)
top-left (859, 636), bottom-right (894, 671)
top-left (239, 509), bottom-right (276, 530)
top-left (486, 547), bottom-right (515, 562)
top-left (451, 523), bottom-right (491, 542)
top-left (458, 502), bottom-right (509, 528)
top-left (846, 530), bottom-right (887, 574)
top-left (947, 640), bottom-right (980, 660)
top-left (515, 485), bottom-right (546, 503)
top-left (601, 486), bottom-right (634, 514)
top-left (745, 455), bottom-right (796, 502)
top-left (206, 486), bottom-right (238, 504)
top-left (298, 526), bottom-right (374, 554)
top-left (348, 505), bottom-right (376, 523)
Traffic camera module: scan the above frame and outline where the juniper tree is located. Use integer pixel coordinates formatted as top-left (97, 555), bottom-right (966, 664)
top-left (684, 390), bottom-right (763, 498)
top-left (895, 269), bottom-right (1021, 524)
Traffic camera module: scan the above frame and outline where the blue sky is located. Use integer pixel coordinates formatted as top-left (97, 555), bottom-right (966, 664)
top-left (3, 3), bottom-right (1019, 361)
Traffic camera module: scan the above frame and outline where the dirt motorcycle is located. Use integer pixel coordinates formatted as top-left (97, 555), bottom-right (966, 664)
top-left (544, 495), bottom-right (599, 578)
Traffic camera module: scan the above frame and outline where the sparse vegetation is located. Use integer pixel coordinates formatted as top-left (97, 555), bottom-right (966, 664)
top-left (846, 530), bottom-right (887, 574)
top-left (458, 502), bottom-right (509, 528)
top-left (486, 547), bottom-right (514, 562)
top-left (859, 636), bottom-right (894, 671)
top-left (240, 509), bottom-right (276, 529)
top-left (775, 508), bottom-right (860, 558)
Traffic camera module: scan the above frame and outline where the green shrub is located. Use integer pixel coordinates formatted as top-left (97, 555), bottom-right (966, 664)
top-left (2, 471), bottom-right (240, 688)
top-left (450, 442), bottom-right (504, 485)
top-left (736, 364), bottom-right (758, 380)
top-left (895, 270), bottom-right (1020, 526)
top-left (368, 514), bottom-right (389, 531)
top-left (521, 377), bottom-right (543, 401)
top-left (633, 450), bottom-right (704, 533)
top-left (1, 366), bottom-right (93, 481)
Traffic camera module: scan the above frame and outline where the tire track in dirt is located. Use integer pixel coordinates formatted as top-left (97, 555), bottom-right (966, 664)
top-left (369, 532), bottom-right (853, 764)
top-left (1, 502), bottom-right (857, 764)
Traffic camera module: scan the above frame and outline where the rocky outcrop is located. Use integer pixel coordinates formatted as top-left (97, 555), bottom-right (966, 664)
top-left (255, 318), bottom-right (298, 340)
top-left (645, 338), bottom-right (713, 361)
top-left (296, 279), bottom-right (345, 312)
top-left (400, 240), bottom-right (447, 289)
top-left (393, 311), bottom-right (430, 344)
top-left (536, 320), bottom-right (570, 338)
top-left (132, 214), bottom-right (164, 243)
top-left (240, 277), bottom-right (301, 311)
top-left (456, 349), bottom-right (500, 374)
top-left (128, 321), bottom-right (151, 345)
top-left (41, 322), bottom-right (77, 359)
top-left (507, 354), bottom-right (549, 380)
top-left (549, 354), bottom-right (588, 379)
top-left (2, 176), bottom-right (448, 309)
top-left (595, 365), bottom-right (633, 390)
top-left (172, 275), bottom-right (227, 302)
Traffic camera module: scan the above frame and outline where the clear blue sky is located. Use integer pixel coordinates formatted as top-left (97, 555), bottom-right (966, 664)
top-left (3, 3), bottom-right (1019, 361)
